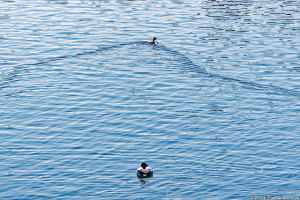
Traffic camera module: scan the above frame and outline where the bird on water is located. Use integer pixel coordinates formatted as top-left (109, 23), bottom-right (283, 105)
top-left (146, 37), bottom-right (157, 44)
top-left (137, 163), bottom-right (153, 177)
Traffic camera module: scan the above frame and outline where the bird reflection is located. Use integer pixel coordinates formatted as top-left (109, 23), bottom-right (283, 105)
top-left (138, 177), bottom-right (151, 187)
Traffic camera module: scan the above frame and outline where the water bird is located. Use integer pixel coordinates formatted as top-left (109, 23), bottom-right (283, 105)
top-left (137, 163), bottom-right (153, 178)
top-left (146, 37), bottom-right (157, 44)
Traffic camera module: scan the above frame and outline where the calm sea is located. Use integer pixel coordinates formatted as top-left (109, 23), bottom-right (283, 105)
top-left (1, 0), bottom-right (299, 199)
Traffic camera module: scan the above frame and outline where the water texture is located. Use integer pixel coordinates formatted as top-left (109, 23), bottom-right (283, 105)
top-left (1, 0), bottom-right (300, 199)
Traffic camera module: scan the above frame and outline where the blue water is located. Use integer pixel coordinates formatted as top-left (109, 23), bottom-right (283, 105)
top-left (1, 0), bottom-right (300, 199)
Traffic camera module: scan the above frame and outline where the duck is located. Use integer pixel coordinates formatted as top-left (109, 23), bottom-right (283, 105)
top-left (137, 163), bottom-right (153, 177)
top-left (146, 37), bottom-right (157, 45)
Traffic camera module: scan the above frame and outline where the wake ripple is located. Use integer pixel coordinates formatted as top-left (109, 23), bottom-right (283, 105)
top-left (1, 40), bottom-right (299, 97)
top-left (154, 43), bottom-right (300, 97)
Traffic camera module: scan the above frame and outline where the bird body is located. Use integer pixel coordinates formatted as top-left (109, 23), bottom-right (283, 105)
top-left (146, 37), bottom-right (157, 44)
top-left (137, 163), bottom-right (153, 177)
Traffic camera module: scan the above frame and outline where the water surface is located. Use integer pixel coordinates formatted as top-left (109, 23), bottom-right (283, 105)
top-left (1, 0), bottom-right (300, 199)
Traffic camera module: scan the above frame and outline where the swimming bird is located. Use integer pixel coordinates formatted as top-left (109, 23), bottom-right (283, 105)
top-left (137, 163), bottom-right (153, 177)
top-left (146, 37), bottom-right (157, 44)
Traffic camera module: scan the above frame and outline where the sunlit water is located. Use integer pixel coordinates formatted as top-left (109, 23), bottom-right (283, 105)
top-left (1, 0), bottom-right (300, 199)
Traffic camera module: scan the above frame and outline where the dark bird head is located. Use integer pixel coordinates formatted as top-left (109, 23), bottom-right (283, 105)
top-left (141, 163), bottom-right (148, 169)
